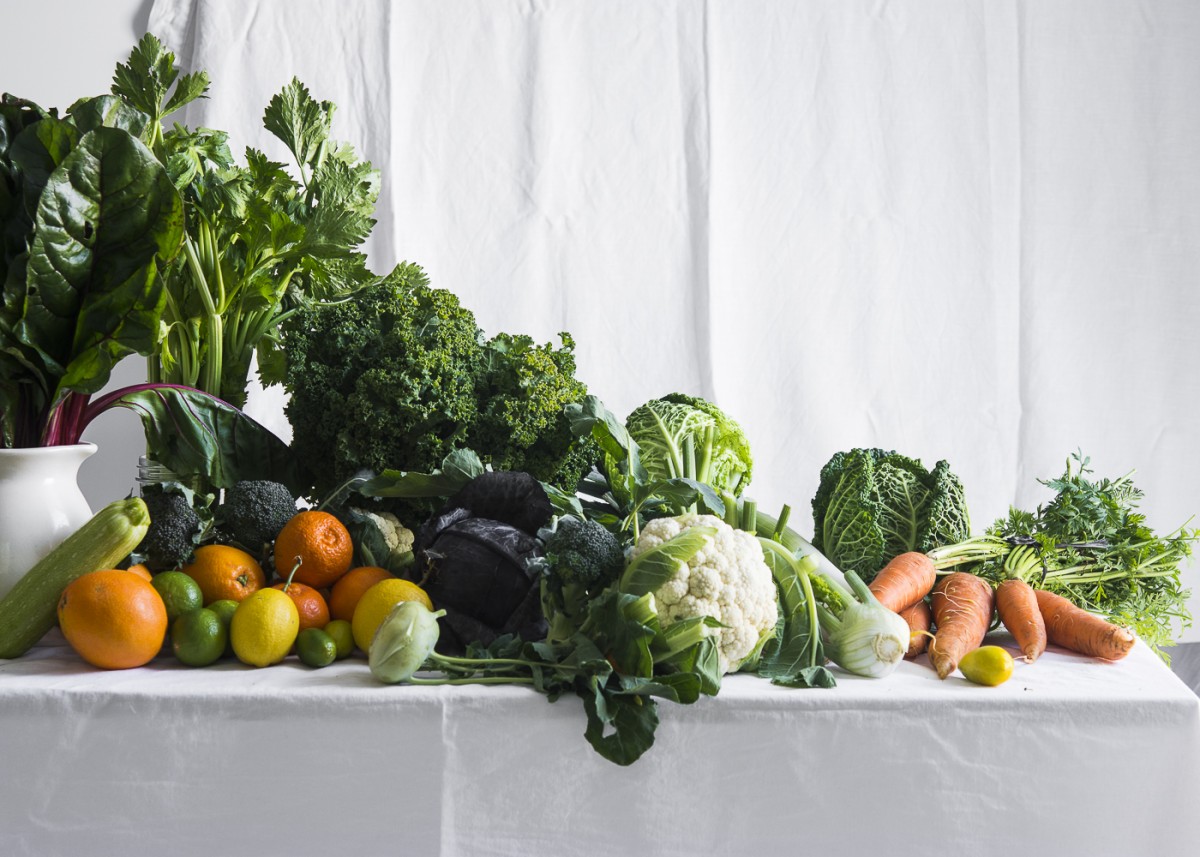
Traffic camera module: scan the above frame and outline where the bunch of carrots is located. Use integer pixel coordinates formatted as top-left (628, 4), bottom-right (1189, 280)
top-left (867, 552), bottom-right (1136, 679)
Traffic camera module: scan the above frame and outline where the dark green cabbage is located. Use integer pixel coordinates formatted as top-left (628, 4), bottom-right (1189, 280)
top-left (811, 448), bottom-right (969, 582)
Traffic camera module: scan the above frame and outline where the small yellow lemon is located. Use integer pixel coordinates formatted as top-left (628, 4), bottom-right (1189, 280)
top-left (230, 589), bottom-right (299, 667)
top-left (351, 578), bottom-right (433, 652)
top-left (959, 645), bottom-right (1015, 687)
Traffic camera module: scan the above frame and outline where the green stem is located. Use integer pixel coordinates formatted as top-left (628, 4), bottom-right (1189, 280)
top-left (408, 676), bottom-right (536, 686)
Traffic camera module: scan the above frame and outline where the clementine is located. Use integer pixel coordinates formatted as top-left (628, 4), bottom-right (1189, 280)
top-left (183, 545), bottom-right (266, 605)
top-left (270, 581), bottom-right (331, 634)
top-left (273, 511), bottom-right (353, 589)
top-left (57, 570), bottom-right (168, 669)
top-left (328, 566), bottom-right (394, 623)
top-left (124, 564), bottom-right (153, 582)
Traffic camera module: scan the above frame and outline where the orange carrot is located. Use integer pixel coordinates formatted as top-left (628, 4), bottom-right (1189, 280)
top-left (899, 599), bottom-right (931, 659)
top-left (869, 552), bottom-right (937, 613)
top-left (995, 579), bottom-right (1047, 662)
top-left (1034, 589), bottom-right (1135, 661)
top-left (928, 572), bottom-right (994, 679)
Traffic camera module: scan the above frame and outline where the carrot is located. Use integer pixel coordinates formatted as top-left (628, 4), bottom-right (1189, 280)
top-left (899, 599), bottom-right (931, 659)
top-left (868, 552), bottom-right (937, 613)
top-left (1034, 589), bottom-right (1135, 661)
top-left (995, 579), bottom-right (1047, 662)
top-left (928, 572), bottom-right (994, 679)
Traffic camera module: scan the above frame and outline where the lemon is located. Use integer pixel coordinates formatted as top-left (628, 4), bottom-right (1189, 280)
top-left (351, 578), bottom-right (433, 652)
top-left (959, 645), bottom-right (1015, 687)
top-left (324, 619), bottom-right (354, 660)
top-left (230, 589), bottom-right (299, 667)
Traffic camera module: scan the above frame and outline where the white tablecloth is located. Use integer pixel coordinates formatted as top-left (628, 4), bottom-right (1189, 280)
top-left (2, 635), bottom-right (1197, 856)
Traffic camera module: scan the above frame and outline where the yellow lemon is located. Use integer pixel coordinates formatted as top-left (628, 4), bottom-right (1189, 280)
top-left (959, 645), bottom-right (1015, 687)
top-left (230, 589), bottom-right (299, 667)
top-left (351, 578), bottom-right (433, 652)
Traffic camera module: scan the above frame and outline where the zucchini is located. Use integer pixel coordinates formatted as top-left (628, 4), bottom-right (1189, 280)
top-left (0, 497), bottom-right (150, 658)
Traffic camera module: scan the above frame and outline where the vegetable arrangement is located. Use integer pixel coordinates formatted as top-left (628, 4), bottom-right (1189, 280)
top-left (0, 34), bottom-right (1196, 771)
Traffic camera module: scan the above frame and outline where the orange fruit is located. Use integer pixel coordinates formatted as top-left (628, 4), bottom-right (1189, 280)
top-left (271, 581), bottom-right (331, 634)
top-left (273, 511), bottom-right (354, 589)
top-left (182, 545), bottom-right (266, 605)
top-left (57, 569), bottom-right (168, 669)
top-left (328, 566), bottom-right (394, 623)
top-left (125, 564), bottom-right (153, 582)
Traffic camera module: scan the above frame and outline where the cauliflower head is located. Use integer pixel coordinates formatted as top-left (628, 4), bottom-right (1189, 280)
top-left (630, 514), bottom-right (777, 674)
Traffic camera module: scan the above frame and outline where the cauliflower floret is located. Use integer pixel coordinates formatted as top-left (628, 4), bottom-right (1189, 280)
top-left (629, 514), bottom-right (777, 674)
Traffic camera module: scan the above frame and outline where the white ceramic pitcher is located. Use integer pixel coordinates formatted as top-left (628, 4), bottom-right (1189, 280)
top-left (0, 443), bottom-right (95, 600)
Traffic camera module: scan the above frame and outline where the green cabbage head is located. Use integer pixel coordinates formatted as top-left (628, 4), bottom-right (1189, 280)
top-left (811, 448), bottom-right (969, 582)
top-left (614, 393), bottom-right (753, 496)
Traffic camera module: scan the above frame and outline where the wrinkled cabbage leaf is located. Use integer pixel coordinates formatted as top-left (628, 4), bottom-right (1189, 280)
top-left (811, 448), bottom-right (969, 582)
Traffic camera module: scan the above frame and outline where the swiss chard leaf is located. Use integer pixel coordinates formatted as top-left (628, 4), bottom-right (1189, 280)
top-left (20, 127), bottom-right (183, 397)
top-left (67, 96), bottom-right (150, 138)
top-left (99, 385), bottom-right (307, 494)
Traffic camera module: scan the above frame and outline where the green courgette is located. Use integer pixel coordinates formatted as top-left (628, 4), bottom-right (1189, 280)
top-left (0, 497), bottom-right (150, 658)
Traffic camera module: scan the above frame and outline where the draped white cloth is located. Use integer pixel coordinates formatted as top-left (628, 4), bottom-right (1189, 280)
top-left (147, 0), bottom-right (1200, 639)
top-left (2, 635), bottom-right (1198, 855)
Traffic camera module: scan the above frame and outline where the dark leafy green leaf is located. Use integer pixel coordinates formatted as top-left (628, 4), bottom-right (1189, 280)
top-left (20, 127), bottom-right (183, 396)
top-left (105, 385), bottom-right (307, 495)
top-left (67, 96), bottom-right (150, 137)
top-left (581, 686), bottom-right (660, 767)
top-left (359, 449), bottom-right (487, 500)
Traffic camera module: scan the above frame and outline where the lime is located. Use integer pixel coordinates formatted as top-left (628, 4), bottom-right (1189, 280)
top-left (959, 645), bottom-right (1015, 686)
top-left (230, 589), bottom-right (299, 667)
top-left (324, 619), bottom-right (354, 660)
top-left (171, 608), bottom-right (227, 667)
top-left (152, 571), bottom-right (204, 623)
top-left (297, 628), bottom-right (337, 668)
top-left (351, 578), bottom-right (433, 652)
top-left (208, 599), bottom-right (239, 656)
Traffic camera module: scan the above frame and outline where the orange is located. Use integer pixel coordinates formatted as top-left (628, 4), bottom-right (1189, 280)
top-left (328, 566), bottom-right (394, 623)
top-left (125, 564), bottom-right (153, 582)
top-left (57, 569), bottom-right (168, 669)
top-left (270, 581), bottom-right (331, 634)
top-left (273, 511), bottom-right (354, 589)
top-left (182, 545), bottom-right (266, 605)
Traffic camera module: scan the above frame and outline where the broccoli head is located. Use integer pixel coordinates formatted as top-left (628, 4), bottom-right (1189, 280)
top-left (137, 488), bottom-right (203, 571)
top-left (220, 480), bottom-right (297, 550)
top-left (538, 516), bottom-right (625, 643)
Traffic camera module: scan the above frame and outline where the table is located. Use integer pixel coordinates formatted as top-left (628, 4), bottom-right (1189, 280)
top-left (2, 633), bottom-right (1198, 857)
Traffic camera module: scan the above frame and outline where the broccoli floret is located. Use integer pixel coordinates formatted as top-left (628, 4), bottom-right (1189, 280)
top-left (539, 516), bottom-right (625, 643)
top-left (220, 480), bottom-right (297, 550)
top-left (137, 488), bottom-right (202, 571)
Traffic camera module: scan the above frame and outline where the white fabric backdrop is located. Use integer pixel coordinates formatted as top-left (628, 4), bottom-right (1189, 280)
top-left (147, 0), bottom-right (1200, 640)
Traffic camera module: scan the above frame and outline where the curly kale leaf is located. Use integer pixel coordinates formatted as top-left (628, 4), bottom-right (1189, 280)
top-left (470, 332), bottom-right (599, 492)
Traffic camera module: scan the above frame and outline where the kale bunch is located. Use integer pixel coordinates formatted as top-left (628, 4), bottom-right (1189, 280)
top-left (283, 269), bottom-right (598, 508)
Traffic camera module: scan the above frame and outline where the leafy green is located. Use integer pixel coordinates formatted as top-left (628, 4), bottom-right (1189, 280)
top-left (811, 447), bottom-right (970, 582)
top-left (613, 393), bottom-right (753, 498)
top-left (283, 274), bottom-right (598, 508)
top-left (92, 384), bottom-right (306, 495)
top-left (0, 86), bottom-right (182, 448)
top-left (931, 452), bottom-right (1195, 656)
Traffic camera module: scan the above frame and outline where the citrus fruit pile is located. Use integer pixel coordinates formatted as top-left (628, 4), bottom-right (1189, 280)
top-left (55, 510), bottom-right (431, 672)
